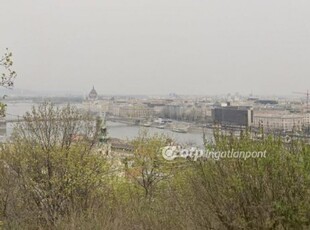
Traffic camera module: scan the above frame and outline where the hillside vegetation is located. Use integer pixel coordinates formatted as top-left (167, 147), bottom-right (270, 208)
top-left (0, 104), bottom-right (309, 229)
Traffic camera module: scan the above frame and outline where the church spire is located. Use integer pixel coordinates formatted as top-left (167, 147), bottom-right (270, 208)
top-left (97, 112), bottom-right (108, 145)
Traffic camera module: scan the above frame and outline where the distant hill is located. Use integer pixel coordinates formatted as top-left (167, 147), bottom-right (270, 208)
top-left (0, 88), bottom-right (83, 97)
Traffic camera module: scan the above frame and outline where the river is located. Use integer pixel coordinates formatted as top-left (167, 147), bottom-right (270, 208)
top-left (5, 102), bottom-right (211, 147)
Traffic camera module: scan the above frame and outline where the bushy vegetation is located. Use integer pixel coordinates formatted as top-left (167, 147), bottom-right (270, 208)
top-left (0, 49), bottom-right (16, 116)
top-left (0, 104), bottom-right (309, 229)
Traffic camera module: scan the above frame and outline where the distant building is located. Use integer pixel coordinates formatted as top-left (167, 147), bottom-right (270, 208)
top-left (83, 86), bottom-right (100, 113)
top-left (254, 100), bottom-right (278, 105)
top-left (303, 114), bottom-right (310, 126)
top-left (88, 86), bottom-right (98, 101)
top-left (119, 104), bottom-right (153, 119)
top-left (247, 96), bottom-right (259, 101)
top-left (253, 112), bottom-right (304, 132)
top-left (162, 104), bottom-right (184, 120)
top-left (212, 106), bottom-right (254, 127)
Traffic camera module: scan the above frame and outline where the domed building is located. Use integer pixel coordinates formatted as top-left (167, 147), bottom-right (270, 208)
top-left (88, 86), bottom-right (98, 101)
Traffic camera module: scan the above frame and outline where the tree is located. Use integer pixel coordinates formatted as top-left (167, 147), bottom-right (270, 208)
top-left (0, 103), bottom-right (110, 227)
top-left (171, 131), bottom-right (310, 229)
top-left (0, 49), bottom-right (16, 116)
top-left (126, 131), bottom-right (175, 199)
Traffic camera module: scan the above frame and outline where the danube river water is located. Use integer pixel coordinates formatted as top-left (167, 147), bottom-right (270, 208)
top-left (5, 102), bottom-right (210, 147)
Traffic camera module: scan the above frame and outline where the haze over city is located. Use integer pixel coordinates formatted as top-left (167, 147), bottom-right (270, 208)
top-left (1, 0), bottom-right (310, 95)
top-left (2, 1), bottom-right (310, 229)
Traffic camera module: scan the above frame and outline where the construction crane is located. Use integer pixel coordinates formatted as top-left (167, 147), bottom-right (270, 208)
top-left (293, 90), bottom-right (309, 113)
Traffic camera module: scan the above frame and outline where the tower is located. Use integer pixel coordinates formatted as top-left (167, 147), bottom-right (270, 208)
top-left (97, 112), bottom-right (108, 144)
top-left (96, 112), bottom-right (110, 155)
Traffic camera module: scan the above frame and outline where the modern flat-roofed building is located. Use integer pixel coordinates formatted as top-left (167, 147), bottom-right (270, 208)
top-left (212, 106), bottom-right (253, 127)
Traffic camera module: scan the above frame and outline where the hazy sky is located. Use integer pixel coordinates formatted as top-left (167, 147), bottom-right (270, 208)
top-left (1, 0), bottom-right (310, 95)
